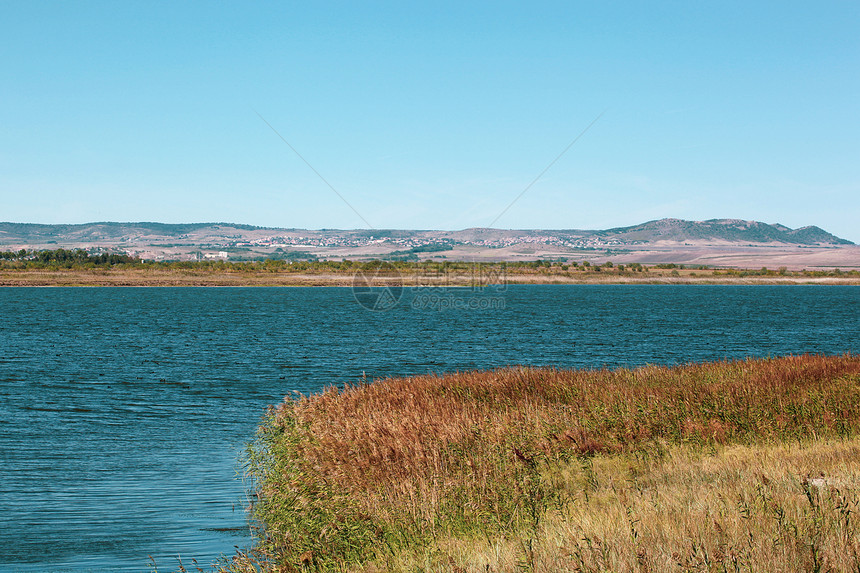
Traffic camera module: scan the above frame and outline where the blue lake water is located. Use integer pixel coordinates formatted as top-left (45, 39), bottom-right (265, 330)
top-left (1, 285), bottom-right (858, 572)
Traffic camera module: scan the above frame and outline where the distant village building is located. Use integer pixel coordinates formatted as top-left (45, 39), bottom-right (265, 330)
top-left (203, 251), bottom-right (229, 260)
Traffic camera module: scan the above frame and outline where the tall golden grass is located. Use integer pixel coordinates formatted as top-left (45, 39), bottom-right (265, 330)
top-left (228, 354), bottom-right (860, 572)
top-left (399, 437), bottom-right (860, 573)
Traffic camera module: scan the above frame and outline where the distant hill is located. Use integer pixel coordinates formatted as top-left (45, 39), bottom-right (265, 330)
top-left (0, 219), bottom-right (854, 265)
top-left (0, 218), bottom-right (851, 246)
top-left (0, 222), bottom-right (265, 243)
top-left (593, 219), bottom-right (854, 245)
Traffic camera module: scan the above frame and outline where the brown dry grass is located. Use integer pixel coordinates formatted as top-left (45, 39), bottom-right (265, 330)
top-left (404, 437), bottom-right (860, 572)
top-left (223, 355), bottom-right (860, 572)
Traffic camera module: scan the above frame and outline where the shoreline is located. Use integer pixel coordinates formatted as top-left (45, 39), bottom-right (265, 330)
top-left (2, 268), bottom-right (860, 287)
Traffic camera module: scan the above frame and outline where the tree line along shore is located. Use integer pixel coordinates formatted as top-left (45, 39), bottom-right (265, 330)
top-left (1, 249), bottom-right (858, 286)
top-left (182, 354), bottom-right (860, 573)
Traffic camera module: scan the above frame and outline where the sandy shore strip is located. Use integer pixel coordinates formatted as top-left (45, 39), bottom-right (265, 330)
top-left (1, 269), bottom-right (859, 287)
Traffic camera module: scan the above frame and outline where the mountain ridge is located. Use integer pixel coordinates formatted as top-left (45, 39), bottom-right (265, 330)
top-left (0, 218), bottom-right (855, 266)
top-left (0, 218), bottom-right (852, 246)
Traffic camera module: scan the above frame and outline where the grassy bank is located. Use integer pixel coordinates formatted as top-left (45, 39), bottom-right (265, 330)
top-left (2, 259), bottom-right (859, 286)
top-left (225, 355), bottom-right (860, 572)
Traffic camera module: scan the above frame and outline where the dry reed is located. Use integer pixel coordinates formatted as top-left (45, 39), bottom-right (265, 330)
top-left (229, 354), bottom-right (860, 572)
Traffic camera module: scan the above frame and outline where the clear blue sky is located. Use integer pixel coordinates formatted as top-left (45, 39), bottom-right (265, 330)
top-left (2, 1), bottom-right (858, 240)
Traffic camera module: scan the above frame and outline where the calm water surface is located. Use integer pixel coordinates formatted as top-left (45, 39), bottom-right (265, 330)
top-left (1, 285), bottom-right (858, 571)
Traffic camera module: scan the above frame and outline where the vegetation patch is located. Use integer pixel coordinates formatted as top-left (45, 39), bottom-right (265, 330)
top-left (221, 354), bottom-right (860, 572)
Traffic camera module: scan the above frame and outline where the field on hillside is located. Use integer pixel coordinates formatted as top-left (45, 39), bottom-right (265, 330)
top-left (210, 354), bottom-right (860, 573)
